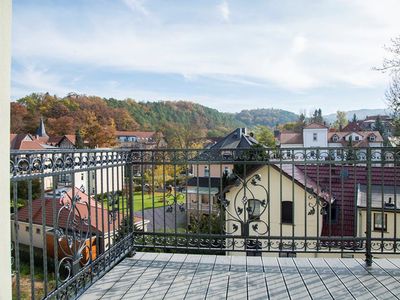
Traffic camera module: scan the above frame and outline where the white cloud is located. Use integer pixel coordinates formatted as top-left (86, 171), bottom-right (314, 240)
top-left (12, 65), bottom-right (70, 97)
top-left (217, 0), bottom-right (230, 22)
top-left (122, 0), bottom-right (149, 16)
top-left (11, 0), bottom-right (400, 109)
top-left (292, 35), bottom-right (307, 54)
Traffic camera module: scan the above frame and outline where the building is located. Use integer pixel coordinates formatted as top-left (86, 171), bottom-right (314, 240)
top-left (279, 122), bottom-right (384, 160)
top-left (192, 128), bottom-right (259, 178)
top-left (115, 131), bottom-right (166, 149)
top-left (356, 184), bottom-right (400, 242)
top-left (186, 128), bottom-right (260, 220)
top-left (223, 164), bottom-right (333, 256)
top-left (11, 187), bottom-right (148, 261)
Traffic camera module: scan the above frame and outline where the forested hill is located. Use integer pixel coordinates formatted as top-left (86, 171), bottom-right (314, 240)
top-left (10, 93), bottom-right (298, 147)
top-left (104, 98), bottom-right (243, 137)
top-left (236, 108), bottom-right (299, 127)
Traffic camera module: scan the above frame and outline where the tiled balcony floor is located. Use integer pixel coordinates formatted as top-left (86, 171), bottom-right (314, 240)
top-left (80, 252), bottom-right (400, 300)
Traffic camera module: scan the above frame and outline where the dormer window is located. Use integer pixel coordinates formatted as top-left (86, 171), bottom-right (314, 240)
top-left (354, 136), bottom-right (360, 141)
top-left (369, 135), bottom-right (376, 142)
top-left (332, 135), bottom-right (339, 142)
top-left (204, 166), bottom-right (210, 177)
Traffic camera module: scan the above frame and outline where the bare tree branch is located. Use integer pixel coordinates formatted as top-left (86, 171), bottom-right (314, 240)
top-left (375, 37), bottom-right (400, 74)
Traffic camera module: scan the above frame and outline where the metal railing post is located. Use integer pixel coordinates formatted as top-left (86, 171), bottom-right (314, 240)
top-left (366, 148), bottom-right (373, 266)
top-left (127, 151), bottom-right (135, 257)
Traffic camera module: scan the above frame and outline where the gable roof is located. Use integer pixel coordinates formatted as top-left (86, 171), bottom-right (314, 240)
top-left (342, 121), bottom-right (363, 132)
top-left (279, 132), bottom-right (303, 145)
top-left (296, 165), bottom-right (400, 237)
top-left (208, 128), bottom-right (258, 150)
top-left (304, 123), bottom-right (328, 129)
top-left (16, 187), bottom-right (143, 234)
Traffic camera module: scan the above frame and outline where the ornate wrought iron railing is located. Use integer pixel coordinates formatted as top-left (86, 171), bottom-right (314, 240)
top-left (10, 147), bottom-right (400, 299)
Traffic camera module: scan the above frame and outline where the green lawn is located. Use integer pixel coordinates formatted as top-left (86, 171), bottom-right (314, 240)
top-left (104, 192), bottom-right (185, 212)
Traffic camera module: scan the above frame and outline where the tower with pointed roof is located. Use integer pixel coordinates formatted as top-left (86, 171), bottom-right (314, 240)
top-left (36, 118), bottom-right (48, 138)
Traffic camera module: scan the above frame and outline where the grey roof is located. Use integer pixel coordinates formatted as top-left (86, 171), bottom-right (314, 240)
top-left (357, 184), bottom-right (400, 209)
top-left (209, 128), bottom-right (258, 150)
top-left (36, 118), bottom-right (48, 137)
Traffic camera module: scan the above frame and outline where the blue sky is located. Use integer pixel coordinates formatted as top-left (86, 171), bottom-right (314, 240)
top-left (11, 0), bottom-right (400, 114)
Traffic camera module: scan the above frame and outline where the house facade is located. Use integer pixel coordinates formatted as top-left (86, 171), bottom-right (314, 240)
top-left (115, 131), bottom-right (167, 149)
top-left (186, 128), bottom-right (259, 219)
top-left (224, 164), bottom-right (331, 257)
top-left (279, 123), bottom-right (384, 160)
top-left (11, 187), bottom-right (148, 259)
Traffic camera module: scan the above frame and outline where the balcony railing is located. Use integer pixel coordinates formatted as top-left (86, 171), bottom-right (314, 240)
top-left (10, 147), bottom-right (400, 299)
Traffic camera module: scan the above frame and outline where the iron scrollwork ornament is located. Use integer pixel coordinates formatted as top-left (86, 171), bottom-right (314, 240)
top-left (56, 187), bottom-right (91, 284)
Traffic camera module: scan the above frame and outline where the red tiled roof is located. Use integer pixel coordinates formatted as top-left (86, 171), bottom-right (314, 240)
top-left (327, 131), bottom-right (384, 144)
top-left (16, 188), bottom-right (143, 234)
top-left (304, 123), bottom-right (329, 129)
top-left (342, 122), bottom-right (362, 132)
top-left (296, 165), bottom-right (400, 237)
top-left (279, 132), bottom-right (303, 144)
top-left (10, 133), bottom-right (34, 149)
top-left (17, 140), bottom-right (47, 150)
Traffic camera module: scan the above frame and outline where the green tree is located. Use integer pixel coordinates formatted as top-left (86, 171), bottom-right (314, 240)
top-left (254, 126), bottom-right (276, 147)
top-left (310, 108), bottom-right (324, 124)
top-left (333, 111), bottom-right (348, 130)
top-left (75, 129), bottom-right (84, 149)
top-left (374, 115), bottom-right (385, 137)
top-left (352, 113), bottom-right (358, 123)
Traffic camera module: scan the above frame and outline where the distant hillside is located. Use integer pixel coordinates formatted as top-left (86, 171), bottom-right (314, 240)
top-left (324, 109), bottom-right (390, 123)
top-left (11, 93), bottom-right (245, 147)
top-left (235, 108), bottom-right (299, 128)
top-left (105, 98), bottom-right (244, 137)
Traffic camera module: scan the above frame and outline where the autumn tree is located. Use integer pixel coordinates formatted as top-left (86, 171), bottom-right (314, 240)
top-left (46, 116), bottom-right (75, 136)
top-left (10, 102), bottom-right (28, 133)
top-left (80, 112), bottom-right (116, 148)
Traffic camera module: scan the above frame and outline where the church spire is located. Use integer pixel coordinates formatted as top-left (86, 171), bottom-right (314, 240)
top-left (36, 117), bottom-right (48, 137)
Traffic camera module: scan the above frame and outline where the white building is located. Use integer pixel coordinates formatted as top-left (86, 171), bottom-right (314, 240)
top-left (279, 123), bottom-right (384, 160)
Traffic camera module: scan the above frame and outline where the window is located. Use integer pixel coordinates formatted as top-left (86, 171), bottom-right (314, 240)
top-left (81, 173), bottom-right (84, 180)
top-left (204, 166), bottom-right (210, 177)
top-left (354, 136), bottom-right (360, 141)
top-left (281, 201), bottom-right (293, 224)
top-left (313, 133), bottom-right (318, 141)
top-left (248, 199), bottom-right (261, 220)
top-left (25, 226), bottom-right (29, 232)
top-left (369, 135), bottom-right (376, 142)
top-left (324, 204), bottom-right (339, 224)
top-left (224, 166), bottom-right (231, 174)
top-left (374, 213), bottom-right (387, 231)
top-left (286, 150), bottom-right (291, 158)
top-left (332, 135), bottom-right (338, 142)
top-left (36, 228), bottom-right (41, 234)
